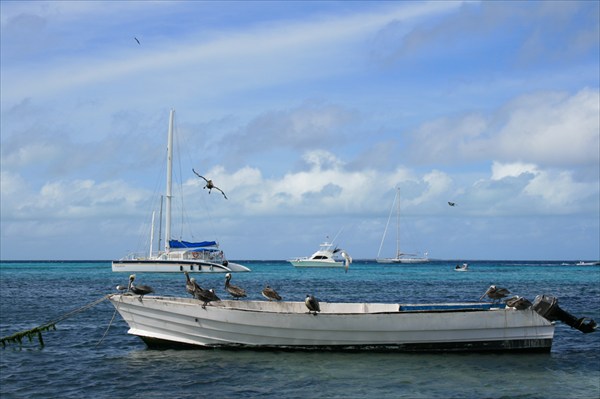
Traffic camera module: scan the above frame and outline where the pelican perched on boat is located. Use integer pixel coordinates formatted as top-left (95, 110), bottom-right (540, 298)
top-left (505, 296), bottom-right (532, 310)
top-left (225, 273), bottom-right (247, 299)
top-left (262, 285), bottom-right (282, 301)
top-left (195, 285), bottom-right (220, 308)
top-left (115, 284), bottom-right (129, 292)
top-left (128, 274), bottom-right (154, 298)
top-left (305, 295), bottom-right (320, 315)
top-left (183, 271), bottom-right (197, 297)
top-left (479, 285), bottom-right (510, 302)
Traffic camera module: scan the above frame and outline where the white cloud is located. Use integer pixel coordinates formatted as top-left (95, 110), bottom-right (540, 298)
top-left (491, 161), bottom-right (538, 180)
top-left (409, 88), bottom-right (600, 168)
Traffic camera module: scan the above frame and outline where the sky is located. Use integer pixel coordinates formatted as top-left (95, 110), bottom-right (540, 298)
top-left (1, 1), bottom-right (599, 261)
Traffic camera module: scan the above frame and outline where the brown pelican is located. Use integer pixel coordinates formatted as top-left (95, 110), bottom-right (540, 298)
top-left (225, 273), bottom-right (246, 299)
top-left (305, 295), bottom-right (320, 315)
top-left (128, 274), bottom-right (154, 297)
top-left (193, 169), bottom-right (228, 199)
top-left (448, 201), bottom-right (456, 207)
top-left (505, 296), bottom-right (532, 310)
top-left (115, 284), bottom-right (129, 292)
top-left (195, 285), bottom-right (221, 308)
top-left (479, 285), bottom-right (510, 302)
top-left (183, 271), bottom-right (196, 297)
top-left (262, 285), bottom-right (282, 301)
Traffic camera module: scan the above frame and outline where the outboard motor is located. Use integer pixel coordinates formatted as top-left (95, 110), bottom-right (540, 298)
top-left (532, 295), bottom-right (597, 334)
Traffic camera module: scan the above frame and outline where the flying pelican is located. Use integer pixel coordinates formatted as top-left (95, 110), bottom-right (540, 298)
top-left (128, 274), bottom-right (154, 298)
top-left (305, 295), bottom-right (320, 315)
top-left (134, 37), bottom-right (140, 45)
top-left (448, 202), bottom-right (456, 207)
top-left (192, 169), bottom-right (228, 199)
top-left (262, 285), bottom-right (282, 301)
top-left (479, 285), bottom-right (510, 302)
top-left (225, 273), bottom-right (247, 299)
top-left (341, 250), bottom-right (352, 273)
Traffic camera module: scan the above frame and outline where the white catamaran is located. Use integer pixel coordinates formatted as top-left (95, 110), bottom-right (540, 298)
top-left (376, 188), bottom-right (429, 264)
top-left (112, 110), bottom-right (250, 274)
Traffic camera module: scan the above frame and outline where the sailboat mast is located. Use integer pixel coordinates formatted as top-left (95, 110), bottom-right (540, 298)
top-left (149, 211), bottom-right (155, 258)
top-left (165, 109), bottom-right (174, 252)
top-left (396, 188), bottom-right (400, 258)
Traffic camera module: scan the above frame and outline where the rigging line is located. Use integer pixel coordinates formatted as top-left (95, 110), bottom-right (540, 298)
top-left (377, 189), bottom-right (397, 258)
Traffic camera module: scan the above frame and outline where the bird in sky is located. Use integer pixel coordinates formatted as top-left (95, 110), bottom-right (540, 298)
top-left (193, 168), bottom-right (228, 199)
top-left (134, 37), bottom-right (140, 45)
top-left (448, 201), bottom-right (456, 207)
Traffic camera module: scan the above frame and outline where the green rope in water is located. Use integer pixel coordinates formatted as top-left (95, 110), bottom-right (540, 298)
top-left (1, 295), bottom-right (111, 349)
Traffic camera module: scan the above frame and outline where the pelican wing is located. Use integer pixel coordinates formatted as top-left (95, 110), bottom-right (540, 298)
top-left (192, 168), bottom-right (209, 183)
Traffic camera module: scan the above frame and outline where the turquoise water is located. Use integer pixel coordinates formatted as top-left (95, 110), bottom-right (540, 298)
top-left (1, 260), bottom-right (599, 398)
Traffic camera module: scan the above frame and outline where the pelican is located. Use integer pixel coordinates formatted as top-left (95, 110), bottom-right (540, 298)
top-left (479, 285), bottom-right (510, 302)
top-left (262, 285), bottom-right (282, 301)
top-left (225, 273), bottom-right (246, 299)
top-left (192, 169), bottom-right (228, 199)
top-left (505, 296), bottom-right (532, 310)
top-left (305, 295), bottom-right (320, 315)
top-left (195, 286), bottom-right (221, 309)
top-left (128, 274), bottom-right (154, 298)
top-left (183, 271), bottom-right (197, 297)
top-left (341, 251), bottom-right (352, 273)
top-left (448, 201), bottom-right (456, 207)
top-left (115, 284), bottom-right (129, 292)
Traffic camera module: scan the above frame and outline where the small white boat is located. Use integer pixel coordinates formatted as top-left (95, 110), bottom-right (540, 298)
top-left (376, 188), bottom-right (429, 264)
top-left (108, 294), bottom-right (589, 352)
top-left (576, 261), bottom-right (600, 266)
top-left (454, 263), bottom-right (469, 271)
top-left (288, 240), bottom-right (352, 269)
top-left (111, 110), bottom-right (250, 274)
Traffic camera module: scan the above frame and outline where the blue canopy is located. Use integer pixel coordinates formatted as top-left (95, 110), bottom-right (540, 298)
top-left (169, 240), bottom-right (217, 249)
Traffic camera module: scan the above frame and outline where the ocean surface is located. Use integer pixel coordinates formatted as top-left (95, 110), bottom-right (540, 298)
top-left (1, 260), bottom-right (599, 399)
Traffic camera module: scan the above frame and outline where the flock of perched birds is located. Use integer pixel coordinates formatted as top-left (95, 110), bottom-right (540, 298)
top-left (117, 274), bottom-right (524, 314)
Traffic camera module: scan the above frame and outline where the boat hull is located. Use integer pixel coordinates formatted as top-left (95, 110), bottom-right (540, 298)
top-left (289, 260), bottom-right (345, 268)
top-left (111, 260), bottom-right (250, 273)
top-left (109, 296), bottom-right (554, 352)
top-left (376, 258), bottom-right (429, 264)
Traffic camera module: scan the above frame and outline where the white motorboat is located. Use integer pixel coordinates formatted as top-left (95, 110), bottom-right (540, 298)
top-left (454, 263), bottom-right (469, 271)
top-left (288, 240), bottom-right (351, 269)
top-left (108, 293), bottom-right (595, 352)
top-left (376, 188), bottom-right (429, 264)
top-left (111, 110), bottom-right (250, 274)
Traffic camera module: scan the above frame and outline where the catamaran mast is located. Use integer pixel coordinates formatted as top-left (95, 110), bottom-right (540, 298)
top-left (395, 188), bottom-right (400, 258)
top-left (165, 109), bottom-right (174, 252)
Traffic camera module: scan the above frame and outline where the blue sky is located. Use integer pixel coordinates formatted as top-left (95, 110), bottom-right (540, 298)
top-left (1, 1), bottom-right (598, 261)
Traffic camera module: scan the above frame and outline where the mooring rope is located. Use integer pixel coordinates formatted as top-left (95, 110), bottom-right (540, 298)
top-left (1, 294), bottom-right (112, 348)
top-left (95, 307), bottom-right (119, 348)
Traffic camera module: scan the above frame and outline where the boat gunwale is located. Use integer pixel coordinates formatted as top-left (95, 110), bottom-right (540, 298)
top-left (109, 295), bottom-right (515, 316)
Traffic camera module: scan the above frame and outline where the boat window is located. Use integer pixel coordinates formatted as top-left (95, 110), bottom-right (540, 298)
top-left (314, 256), bottom-right (329, 260)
